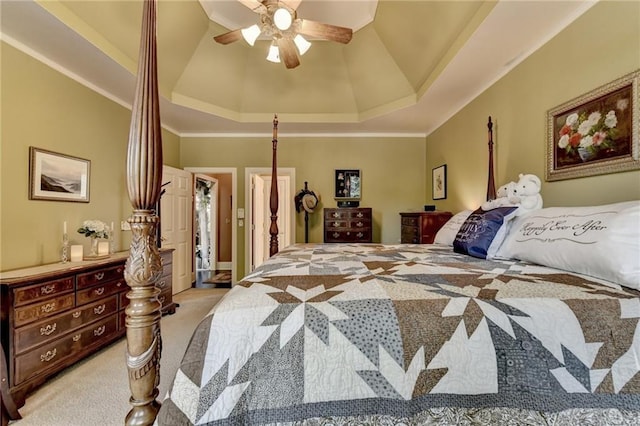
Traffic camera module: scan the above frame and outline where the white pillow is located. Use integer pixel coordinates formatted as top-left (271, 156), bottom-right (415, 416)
top-left (434, 210), bottom-right (473, 246)
top-left (495, 200), bottom-right (640, 289)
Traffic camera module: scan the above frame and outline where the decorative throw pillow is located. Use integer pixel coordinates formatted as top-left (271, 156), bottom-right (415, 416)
top-left (453, 207), bottom-right (519, 259)
top-left (434, 209), bottom-right (473, 246)
top-left (495, 200), bottom-right (640, 289)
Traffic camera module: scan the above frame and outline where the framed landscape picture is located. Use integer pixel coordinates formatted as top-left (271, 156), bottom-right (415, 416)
top-left (546, 70), bottom-right (639, 181)
top-left (29, 147), bottom-right (90, 202)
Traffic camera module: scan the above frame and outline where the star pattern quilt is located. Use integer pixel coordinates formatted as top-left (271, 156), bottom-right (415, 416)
top-left (156, 244), bottom-right (640, 425)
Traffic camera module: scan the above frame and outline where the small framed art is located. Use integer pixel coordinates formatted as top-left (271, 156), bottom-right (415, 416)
top-left (29, 147), bottom-right (90, 202)
top-left (432, 164), bottom-right (447, 200)
top-left (334, 169), bottom-right (361, 200)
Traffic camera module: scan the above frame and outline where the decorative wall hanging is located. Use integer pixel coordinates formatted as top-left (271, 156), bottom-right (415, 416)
top-left (29, 147), bottom-right (90, 202)
top-left (432, 164), bottom-right (447, 200)
top-left (546, 70), bottom-right (639, 181)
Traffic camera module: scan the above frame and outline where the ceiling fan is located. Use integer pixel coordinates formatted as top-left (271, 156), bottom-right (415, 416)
top-left (213, 0), bottom-right (353, 69)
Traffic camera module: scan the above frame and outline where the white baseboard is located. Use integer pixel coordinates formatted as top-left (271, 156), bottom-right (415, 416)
top-left (217, 261), bottom-right (232, 270)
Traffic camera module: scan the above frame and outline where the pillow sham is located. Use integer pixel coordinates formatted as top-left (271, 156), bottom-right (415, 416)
top-left (453, 206), bottom-right (519, 259)
top-left (434, 209), bottom-right (473, 246)
top-left (495, 200), bottom-right (640, 289)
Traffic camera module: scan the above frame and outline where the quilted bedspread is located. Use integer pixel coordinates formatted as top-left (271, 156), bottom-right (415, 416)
top-left (156, 244), bottom-right (640, 425)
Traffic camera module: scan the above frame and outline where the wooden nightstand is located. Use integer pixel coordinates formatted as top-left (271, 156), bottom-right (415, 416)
top-left (400, 211), bottom-right (453, 244)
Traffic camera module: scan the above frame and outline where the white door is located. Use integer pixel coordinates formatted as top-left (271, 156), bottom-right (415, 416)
top-left (250, 173), bottom-right (292, 270)
top-left (161, 165), bottom-right (193, 294)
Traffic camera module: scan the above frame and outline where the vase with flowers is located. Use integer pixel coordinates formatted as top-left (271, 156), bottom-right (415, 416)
top-left (77, 220), bottom-right (109, 256)
top-left (557, 109), bottom-right (619, 163)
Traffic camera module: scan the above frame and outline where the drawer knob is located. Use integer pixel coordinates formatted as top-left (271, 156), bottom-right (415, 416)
top-left (333, 221), bottom-right (339, 227)
top-left (159, 295), bottom-right (166, 304)
top-left (333, 232), bottom-right (339, 238)
top-left (41, 284), bottom-right (55, 295)
top-left (72, 311), bottom-right (81, 319)
top-left (94, 272), bottom-right (105, 281)
top-left (41, 302), bottom-right (55, 314)
top-left (158, 280), bottom-right (166, 289)
top-left (73, 334), bottom-right (81, 342)
top-left (117, 268), bottom-right (123, 274)
top-left (94, 325), bottom-right (106, 336)
top-left (357, 232), bottom-right (364, 238)
top-left (332, 212), bottom-right (339, 218)
top-left (94, 304), bottom-right (106, 315)
top-left (40, 323), bottom-right (57, 336)
top-left (95, 287), bottom-right (105, 296)
top-left (40, 348), bottom-right (57, 362)
top-left (357, 212), bottom-right (363, 218)
top-left (356, 222), bottom-right (363, 227)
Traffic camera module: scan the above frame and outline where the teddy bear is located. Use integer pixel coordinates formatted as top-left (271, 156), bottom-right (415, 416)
top-left (481, 181), bottom-right (519, 210)
top-left (512, 173), bottom-right (543, 215)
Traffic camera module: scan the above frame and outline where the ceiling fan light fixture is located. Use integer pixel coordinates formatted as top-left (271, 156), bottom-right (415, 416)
top-left (241, 24), bottom-right (261, 46)
top-left (273, 8), bottom-right (292, 31)
top-left (266, 42), bottom-right (281, 63)
top-left (293, 34), bottom-right (311, 56)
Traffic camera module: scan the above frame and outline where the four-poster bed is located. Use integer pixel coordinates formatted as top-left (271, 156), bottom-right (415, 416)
top-left (124, 2), bottom-right (639, 425)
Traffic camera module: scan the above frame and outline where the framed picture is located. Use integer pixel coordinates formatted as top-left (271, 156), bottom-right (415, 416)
top-left (29, 147), bottom-right (90, 202)
top-left (432, 164), bottom-right (447, 200)
top-left (546, 70), bottom-right (639, 181)
top-left (334, 169), bottom-right (361, 200)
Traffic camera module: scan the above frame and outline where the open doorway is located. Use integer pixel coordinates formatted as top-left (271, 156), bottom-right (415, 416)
top-left (245, 167), bottom-right (295, 275)
top-left (186, 167), bottom-right (237, 286)
top-left (194, 174), bottom-right (218, 274)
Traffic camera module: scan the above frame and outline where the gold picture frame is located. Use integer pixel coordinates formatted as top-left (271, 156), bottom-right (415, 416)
top-left (546, 70), bottom-right (639, 181)
top-left (29, 147), bottom-right (90, 202)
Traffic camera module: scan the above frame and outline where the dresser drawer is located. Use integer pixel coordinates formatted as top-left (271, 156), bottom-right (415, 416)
top-left (13, 276), bottom-right (74, 307)
top-left (14, 296), bottom-right (118, 355)
top-left (325, 230), bottom-right (371, 243)
top-left (77, 264), bottom-right (125, 289)
top-left (401, 216), bottom-right (419, 227)
top-left (156, 274), bottom-right (171, 292)
top-left (14, 294), bottom-right (75, 327)
top-left (14, 315), bottom-right (119, 386)
top-left (76, 279), bottom-right (126, 306)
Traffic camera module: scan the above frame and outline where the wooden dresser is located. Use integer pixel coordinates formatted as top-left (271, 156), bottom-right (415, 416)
top-left (0, 249), bottom-right (174, 408)
top-left (400, 211), bottom-right (453, 244)
top-left (324, 208), bottom-right (373, 243)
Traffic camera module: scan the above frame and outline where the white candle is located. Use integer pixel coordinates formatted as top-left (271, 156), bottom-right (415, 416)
top-left (70, 245), bottom-right (83, 262)
top-left (98, 241), bottom-right (109, 256)
top-left (63, 221), bottom-right (67, 234)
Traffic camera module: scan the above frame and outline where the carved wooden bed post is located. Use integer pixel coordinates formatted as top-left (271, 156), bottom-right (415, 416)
top-left (124, 0), bottom-right (163, 424)
top-left (486, 116), bottom-right (497, 201)
top-left (269, 114), bottom-right (279, 257)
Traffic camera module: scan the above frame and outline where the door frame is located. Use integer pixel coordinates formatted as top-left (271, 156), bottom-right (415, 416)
top-left (185, 167), bottom-right (238, 285)
top-left (245, 167), bottom-right (296, 276)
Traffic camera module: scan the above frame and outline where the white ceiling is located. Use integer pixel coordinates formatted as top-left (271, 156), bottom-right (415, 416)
top-left (1, 0), bottom-right (597, 137)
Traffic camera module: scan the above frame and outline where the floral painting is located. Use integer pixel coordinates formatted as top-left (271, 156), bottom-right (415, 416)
top-left (546, 70), bottom-right (639, 181)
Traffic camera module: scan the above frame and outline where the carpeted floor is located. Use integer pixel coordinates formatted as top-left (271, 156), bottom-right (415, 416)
top-left (9, 287), bottom-right (229, 426)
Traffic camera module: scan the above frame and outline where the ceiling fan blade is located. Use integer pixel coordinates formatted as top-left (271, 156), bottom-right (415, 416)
top-left (298, 19), bottom-right (353, 44)
top-left (214, 29), bottom-right (243, 45)
top-left (277, 38), bottom-right (300, 69)
top-left (280, 0), bottom-right (302, 10)
top-left (237, 0), bottom-right (267, 13)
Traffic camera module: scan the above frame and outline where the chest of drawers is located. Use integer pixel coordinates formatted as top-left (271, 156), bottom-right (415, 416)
top-left (400, 211), bottom-right (453, 244)
top-left (324, 208), bottom-right (373, 243)
top-left (0, 249), bottom-right (174, 408)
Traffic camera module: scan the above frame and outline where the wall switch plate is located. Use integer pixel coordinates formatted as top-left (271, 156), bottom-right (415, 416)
top-left (238, 208), bottom-right (245, 219)
top-left (239, 219), bottom-right (244, 227)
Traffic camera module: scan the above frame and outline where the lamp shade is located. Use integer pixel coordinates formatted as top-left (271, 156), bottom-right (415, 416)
top-left (273, 8), bottom-right (292, 30)
top-left (266, 43), bottom-right (280, 63)
top-left (293, 34), bottom-right (311, 55)
top-left (241, 24), bottom-right (261, 46)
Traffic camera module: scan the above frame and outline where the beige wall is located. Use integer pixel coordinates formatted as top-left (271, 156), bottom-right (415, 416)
top-left (0, 43), bottom-right (180, 270)
top-left (181, 137), bottom-right (426, 276)
top-left (426, 1), bottom-right (640, 213)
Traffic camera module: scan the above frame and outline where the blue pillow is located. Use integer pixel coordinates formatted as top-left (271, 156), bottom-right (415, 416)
top-left (453, 207), bottom-right (519, 259)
